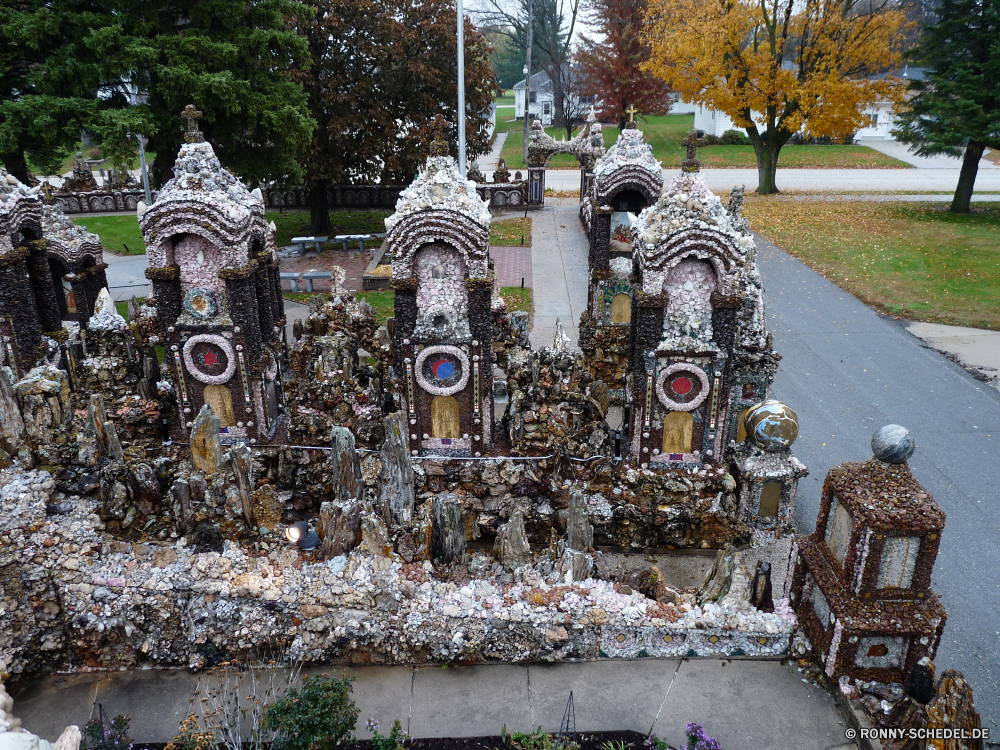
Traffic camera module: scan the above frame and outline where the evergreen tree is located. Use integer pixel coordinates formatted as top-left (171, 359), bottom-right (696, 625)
top-left (0, 0), bottom-right (314, 187)
top-left (893, 0), bottom-right (1000, 212)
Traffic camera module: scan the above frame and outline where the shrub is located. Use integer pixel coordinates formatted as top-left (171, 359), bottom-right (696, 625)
top-left (165, 716), bottom-right (216, 750)
top-left (263, 674), bottom-right (358, 750)
top-left (703, 134), bottom-right (720, 145)
top-left (719, 129), bottom-right (749, 145)
top-left (367, 718), bottom-right (408, 750)
top-left (82, 712), bottom-right (133, 750)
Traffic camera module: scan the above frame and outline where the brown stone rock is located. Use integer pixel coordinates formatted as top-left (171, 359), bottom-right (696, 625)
top-left (190, 404), bottom-right (221, 475)
top-left (300, 604), bottom-right (328, 618)
top-left (151, 547), bottom-right (178, 568)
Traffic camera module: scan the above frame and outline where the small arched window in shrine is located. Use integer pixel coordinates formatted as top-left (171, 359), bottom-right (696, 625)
top-left (759, 481), bottom-right (781, 518)
top-left (203, 385), bottom-right (236, 427)
top-left (736, 408), bottom-right (750, 442)
top-left (431, 395), bottom-right (461, 438)
top-left (662, 411), bottom-right (693, 454)
top-left (610, 293), bottom-right (631, 324)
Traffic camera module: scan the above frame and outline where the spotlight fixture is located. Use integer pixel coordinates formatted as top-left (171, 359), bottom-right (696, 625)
top-left (285, 521), bottom-right (319, 551)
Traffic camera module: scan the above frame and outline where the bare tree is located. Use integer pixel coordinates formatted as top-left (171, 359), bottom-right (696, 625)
top-left (469, 0), bottom-right (583, 138)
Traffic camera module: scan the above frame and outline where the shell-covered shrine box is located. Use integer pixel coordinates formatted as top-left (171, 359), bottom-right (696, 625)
top-left (582, 126), bottom-right (662, 328)
top-left (141, 112), bottom-right (286, 444)
top-left (790, 427), bottom-right (947, 684)
top-left (387, 140), bottom-right (495, 457)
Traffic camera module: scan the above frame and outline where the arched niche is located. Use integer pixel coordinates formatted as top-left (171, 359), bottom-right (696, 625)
top-left (171, 233), bottom-right (226, 298)
top-left (47, 257), bottom-right (71, 318)
top-left (203, 384), bottom-right (236, 427)
top-left (662, 258), bottom-right (719, 347)
top-left (662, 411), bottom-right (694, 454)
top-left (431, 395), bottom-right (461, 438)
top-left (611, 188), bottom-right (648, 215)
top-left (610, 293), bottom-right (632, 324)
top-left (414, 243), bottom-right (470, 338)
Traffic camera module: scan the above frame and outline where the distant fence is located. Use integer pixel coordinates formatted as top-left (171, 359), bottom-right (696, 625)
top-left (47, 181), bottom-right (532, 215)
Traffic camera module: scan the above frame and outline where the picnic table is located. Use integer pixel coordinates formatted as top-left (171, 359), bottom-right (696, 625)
top-left (333, 234), bottom-right (375, 252)
top-left (290, 236), bottom-right (328, 255)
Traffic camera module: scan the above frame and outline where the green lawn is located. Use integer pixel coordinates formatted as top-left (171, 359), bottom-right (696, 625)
top-left (496, 90), bottom-right (516, 106)
top-left (285, 287), bottom-right (531, 324)
top-left (74, 215), bottom-right (146, 255)
top-left (499, 113), bottom-right (909, 170)
top-left (266, 209), bottom-right (389, 249)
top-left (490, 217), bottom-right (532, 246)
top-left (743, 197), bottom-right (1000, 330)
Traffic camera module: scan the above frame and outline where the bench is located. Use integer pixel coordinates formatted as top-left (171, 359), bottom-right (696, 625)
top-left (301, 271), bottom-right (332, 293)
top-left (279, 272), bottom-right (303, 292)
top-left (290, 236), bottom-right (328, 255)
top-left (333, 234), bottom-right (375, 252)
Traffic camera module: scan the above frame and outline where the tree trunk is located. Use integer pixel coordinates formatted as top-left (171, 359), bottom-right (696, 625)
top-left (951, 143), bottom-right (984, 213)
top-left (1, 151), bottom-right (32, 184)
top-left (309, 179), bottom-right (331, 234)
top-left (151, 142), bottom-right (179, 189)
top-left (754, 141), bottom-right (782, 195)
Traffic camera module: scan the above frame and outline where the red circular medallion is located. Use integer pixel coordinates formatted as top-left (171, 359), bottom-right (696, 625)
top-left (672, 376), bottom-right (693, 395)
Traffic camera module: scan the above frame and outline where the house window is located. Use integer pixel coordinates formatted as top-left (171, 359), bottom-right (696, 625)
top-left (543, 102), bottom-right (551, 116)
top-left (529, 92), bottom-right (537, 104)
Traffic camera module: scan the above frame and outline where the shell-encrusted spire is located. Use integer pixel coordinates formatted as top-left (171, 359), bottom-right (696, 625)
top-left (385, 155), bottom-right (490, 233)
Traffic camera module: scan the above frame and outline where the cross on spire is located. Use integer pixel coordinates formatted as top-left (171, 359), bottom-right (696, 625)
top-left (681, 130), bottom-right (702, 173)
top-left (626, 104), bottom-right (638, 125)
top-left (181, 105), bottom-right (205, 143)
top-left (428, 114), bottom-right (451, 157)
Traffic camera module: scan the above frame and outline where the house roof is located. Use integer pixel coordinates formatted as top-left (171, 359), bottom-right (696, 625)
top-left (512, 70), bottom-right (553, 92)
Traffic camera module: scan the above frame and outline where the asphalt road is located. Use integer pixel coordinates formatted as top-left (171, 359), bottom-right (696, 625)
top-left (756, 234), bottom-right (1000, 733)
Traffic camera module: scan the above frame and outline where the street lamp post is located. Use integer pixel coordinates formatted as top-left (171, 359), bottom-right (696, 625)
top-left (457, 0), bottom-right (466, 177)
top-left (522, 0), bottom-right (533, 166)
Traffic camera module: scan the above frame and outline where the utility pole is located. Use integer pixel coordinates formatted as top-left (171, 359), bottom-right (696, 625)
top-left (522, 0), bottom-right (533, 166)
top-left (457, 0), bottom-right (467, 176)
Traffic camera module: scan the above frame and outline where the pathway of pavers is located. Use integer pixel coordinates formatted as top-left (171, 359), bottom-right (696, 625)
top-left (528, 199), bottom-right (589, 348)
top-left (10, 659), bottom-right (853, 750)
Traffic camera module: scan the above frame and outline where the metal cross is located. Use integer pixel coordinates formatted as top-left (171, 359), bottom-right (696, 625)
top-left (181, 105), bottom-right (205, 143)
top-left (626, 104), bottom-right (638, 124)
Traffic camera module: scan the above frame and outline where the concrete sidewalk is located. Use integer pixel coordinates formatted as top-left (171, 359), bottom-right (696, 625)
top-left (10, 659), bottom-right (854, 750)
top-left (859, 140), bottom-right (999, 170)
top-left (529, 199), bottom-right (589, 349)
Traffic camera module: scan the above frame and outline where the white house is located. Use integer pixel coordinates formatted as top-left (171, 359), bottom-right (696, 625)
top-left (512, 69), bottom-right (599, 125)
top-left (513, 71), bottom-right (556, 124)
top-left (690, 67), bottom-right (926, 142)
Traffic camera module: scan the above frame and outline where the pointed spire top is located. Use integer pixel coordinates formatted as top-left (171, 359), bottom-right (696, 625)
top-left (181, 105), bottom-right (205, 143)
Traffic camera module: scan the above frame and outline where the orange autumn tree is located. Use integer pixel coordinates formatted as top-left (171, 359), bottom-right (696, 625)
top-left (643, 0), bottom-right (909, 193)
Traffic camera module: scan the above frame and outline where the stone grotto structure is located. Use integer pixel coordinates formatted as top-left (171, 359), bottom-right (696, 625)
top-left (577, 125), bottom-right (662, 393)
top-left (790, 425), bottom-right (947, 685)
top-left (139, 112), bottom-right (287, 444)
top-left (386, 133), bottom-right (495, 457)
top-left (0, 106), bottom-right (958, 726)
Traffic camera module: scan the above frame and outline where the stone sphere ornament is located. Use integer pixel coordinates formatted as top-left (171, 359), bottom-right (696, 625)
top-left (872, 424), bottom-right (916, 464)
top-left (745, 400), bottom-right (799, 452)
